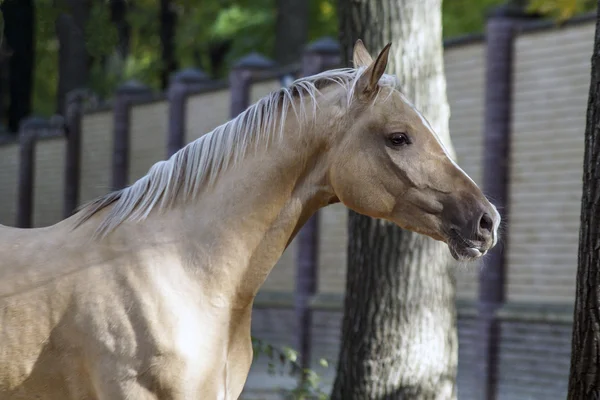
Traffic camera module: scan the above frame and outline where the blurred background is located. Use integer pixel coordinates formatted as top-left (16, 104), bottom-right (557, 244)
top-left (0, 0), bottom-right (565, 128)
top-left (0, 0), bottom-right (597, 399)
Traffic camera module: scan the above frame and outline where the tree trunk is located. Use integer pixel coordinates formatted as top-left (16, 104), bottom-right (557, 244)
top-left (207, 39), bottom-right (232, 78)
top-left (160, 0), bottom-right (177, 90)
top-left (55, 0), bottom-right (92, 116)
top-left (0, 45), bottom-right (10, 132)
top-left (110, 0), bottom-right (130, 60)
top-left (1, 0), bottom-right (34, 133)
top-left (274, 0), bottom-right (309, 65)
top-left (332, 0), bottom-right (458, 399)
top-left (568, 3), bottom-right (600, 398)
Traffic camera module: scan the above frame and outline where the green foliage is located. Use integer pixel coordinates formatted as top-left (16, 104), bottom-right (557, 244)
top-left (86, 3), bottom-right (118, 59)
top-left (175, 0), bottom-right (276, 76)
top-left (308, 0), bottom-right (337, 41)
top-left (442, 0), bottom-right (506, 37)
top-left (22, 0), bottom-right (340, 116)
top-left (31, 0), bottom-right (61, 116)
top-left (125, 0), bottom-right (165, 89)
top-left (252, 337), bottom-right (331, 399)
top-left (6, 0), bottom-right (599, 118)
top-left (527, 0), bottom-right (596, 20)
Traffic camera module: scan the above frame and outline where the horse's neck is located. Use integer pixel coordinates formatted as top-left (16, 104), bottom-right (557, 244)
top-left (163, 131), bottom-right (334, 307)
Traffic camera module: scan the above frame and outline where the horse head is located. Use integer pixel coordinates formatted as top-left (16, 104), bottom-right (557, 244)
top-left (326, 40), bottom-right (500, 261)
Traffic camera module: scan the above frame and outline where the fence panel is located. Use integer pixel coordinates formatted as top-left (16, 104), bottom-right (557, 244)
top-left (185, 89), bottom-right (230, 143)
top-left (0, 141), bottom-right (19, 226)
top-left (129, 101), bottom-right (169, 183)
top-left (33, 136), bottom-right (66, 227)
top-left (79, 110), bottom-right (113, 205)
top-left (507, 22), bottom-right (594, 304)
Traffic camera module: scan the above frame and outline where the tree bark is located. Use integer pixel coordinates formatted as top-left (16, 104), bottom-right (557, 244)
top-left (1, 0), bottom-right (34, 133)
top-left (55, 0), bottom-right (92, 116)
top-left (160, 0), bottom-right (177, 90)
top-left (332, 1), bottom-right (458, 399)
top-left (274, 0), bottom-right (309, 65)
top-left (568, 3), bottom-right (600, 399)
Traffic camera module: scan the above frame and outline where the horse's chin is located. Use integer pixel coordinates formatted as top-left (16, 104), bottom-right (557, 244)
top-left (448, 244), bottom-right (486, 262)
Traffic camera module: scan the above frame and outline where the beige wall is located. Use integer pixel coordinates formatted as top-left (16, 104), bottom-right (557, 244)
top-left (250, 79), bottom-right (281, 104)
top-left (507, 22), bottom-right (594, 304)
top-left (33, 137), bottom-right (66, 227)
top-left (185, 89), bottom-right (230, 143)
top-left (317, 204), bottom-right (348, 294)
top-left (0, 142), bottom-right (19, 227)
top-left (79, 111), bottom-right (113, 205)
top-left (129, 101), bottom-right (169, 183)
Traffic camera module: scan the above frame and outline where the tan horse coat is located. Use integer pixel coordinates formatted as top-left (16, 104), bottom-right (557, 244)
top-left (0, 41), bottom-right (499, 399)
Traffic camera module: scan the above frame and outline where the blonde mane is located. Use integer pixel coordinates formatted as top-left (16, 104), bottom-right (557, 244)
top-left (75, 66), bottom-right (399, 237)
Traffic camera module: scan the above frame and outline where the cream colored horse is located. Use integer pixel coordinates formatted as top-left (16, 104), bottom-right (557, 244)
top-left (0, 41), bottom-right (499, 399)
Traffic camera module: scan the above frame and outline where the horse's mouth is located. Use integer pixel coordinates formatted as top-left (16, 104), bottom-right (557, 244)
top-left (447, 229), bottom-right (488, 262)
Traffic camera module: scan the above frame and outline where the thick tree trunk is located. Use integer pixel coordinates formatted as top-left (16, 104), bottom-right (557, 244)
top-left (332, 1), bottom-right (458, 399)
top-left (160, 0), bottom-right (177, 90)
top-left (1, 0), bottom-right (34, 133)
top-left (55, 0), bottom-right (92, 116)
top-left (568, 3), bottom-right (600, 399)
top-left (274, 0), bottom-right (309, 65)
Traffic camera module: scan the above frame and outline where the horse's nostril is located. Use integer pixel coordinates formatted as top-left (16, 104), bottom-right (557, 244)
top-left (479, 212), bottom-right (493, 235)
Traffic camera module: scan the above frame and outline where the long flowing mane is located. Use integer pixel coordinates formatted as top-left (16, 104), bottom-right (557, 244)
top-left (74, 66), bottom-right (399, 237)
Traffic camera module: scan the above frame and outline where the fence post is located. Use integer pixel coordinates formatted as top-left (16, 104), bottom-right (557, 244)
top-left (167, 68), bottom-right (211, 157)
top-left (17, 116), bottom-right (48, 228)
top-left (229, 52), bottom-right (275, 118)
top-left (112, 80), bottom-right (152, 191)
top-left (295, 37), bottom-right (341, 375)
top-left (63, 89), bottom-right (87, 218)
top-left (478, 3), bottom-right (538, 399)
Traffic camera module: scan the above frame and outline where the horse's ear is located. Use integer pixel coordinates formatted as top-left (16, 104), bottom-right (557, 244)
top-left (353, 39), bottom-right (373, 68)
top-left (356, 42), bottom-right (392, 97)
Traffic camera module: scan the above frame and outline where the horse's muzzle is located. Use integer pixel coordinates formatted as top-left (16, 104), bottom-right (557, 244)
top-left (445, 203), bottom-right (499, 262)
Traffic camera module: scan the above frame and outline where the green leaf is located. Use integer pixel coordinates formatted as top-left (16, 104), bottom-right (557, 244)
top-left (282, 346), bottom-right (298, 363)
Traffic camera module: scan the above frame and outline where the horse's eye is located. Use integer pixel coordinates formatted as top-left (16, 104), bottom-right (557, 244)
top-left (389, 132), bottom-right (410, 147)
